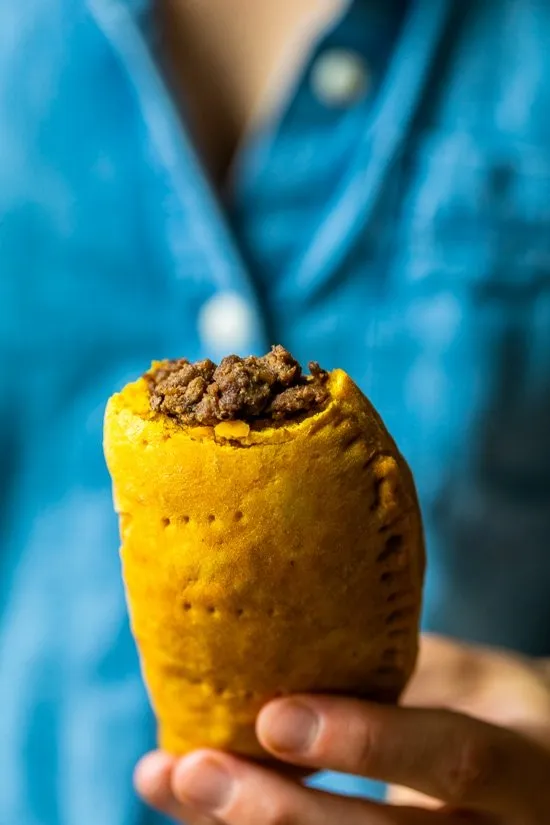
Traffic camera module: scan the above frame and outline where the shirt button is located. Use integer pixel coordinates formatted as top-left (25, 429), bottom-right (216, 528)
top-left (311, 49), bottom-right (371, 106)
top-left (198, 291), bottom-right (257, 355)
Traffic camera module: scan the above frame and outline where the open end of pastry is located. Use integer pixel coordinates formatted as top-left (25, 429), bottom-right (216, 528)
top-left (144, 345), bottom-right (330, 429)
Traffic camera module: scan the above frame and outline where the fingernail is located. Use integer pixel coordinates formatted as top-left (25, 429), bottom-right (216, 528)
top-left (262, 701), bottom-right (319, 753)
top-left (173, 756), bottom-right (233, 813)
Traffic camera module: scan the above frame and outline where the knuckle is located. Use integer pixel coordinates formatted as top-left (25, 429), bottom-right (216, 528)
top-left (351, 715), bottom-right (383, 774)
top-left (441, 727), bottom-right (500, 805)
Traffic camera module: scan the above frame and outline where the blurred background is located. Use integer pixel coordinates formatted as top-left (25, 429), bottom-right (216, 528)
top-left (2, 1), bottom-right (550, 823)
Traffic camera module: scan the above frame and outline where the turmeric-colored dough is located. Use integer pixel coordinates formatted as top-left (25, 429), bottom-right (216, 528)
top-left (103, 365), bottom-right (425, 758)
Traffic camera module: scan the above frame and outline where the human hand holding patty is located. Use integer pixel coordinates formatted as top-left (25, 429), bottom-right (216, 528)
top-left (105, 350), bottom-right (548, 822)
top-left (135, 634), bottom-right (550, 824)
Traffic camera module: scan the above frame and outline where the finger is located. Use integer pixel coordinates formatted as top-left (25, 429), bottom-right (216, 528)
top-left (257, 696), bottom-right (550, 816)
top-left (170, 749), bottom-right (468, 825)
top-left (134, 750), bottom-right (219, 824)
top-left (409, 637), bottom-right (550, 747)
top-left (387, 785), bottom-right (441, 810)
top-left (403, 634), bottom-right (487, 707)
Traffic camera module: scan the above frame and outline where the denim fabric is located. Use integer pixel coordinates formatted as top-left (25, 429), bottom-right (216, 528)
top-left (2, 0), bottom-right (550, 821)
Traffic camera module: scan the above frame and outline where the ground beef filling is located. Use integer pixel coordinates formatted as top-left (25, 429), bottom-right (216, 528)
top-left (145, 345), bottom-right (330, 427)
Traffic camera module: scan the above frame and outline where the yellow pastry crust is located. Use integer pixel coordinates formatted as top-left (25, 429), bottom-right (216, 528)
top-left (104, 367), bottom-right (425, 758)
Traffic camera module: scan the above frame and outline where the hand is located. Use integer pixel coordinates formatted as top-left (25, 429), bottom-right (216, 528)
top-left (388, 633), bottom-right (550, 808)
top-left (134, 634), bottom-right (550, 824)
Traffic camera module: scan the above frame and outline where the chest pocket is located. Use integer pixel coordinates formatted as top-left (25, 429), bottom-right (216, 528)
top-left (395, 131), bottom-right (550, 493)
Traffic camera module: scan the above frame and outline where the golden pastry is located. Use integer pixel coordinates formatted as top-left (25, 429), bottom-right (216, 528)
top-left (103, 346), bottom-right (424, 759)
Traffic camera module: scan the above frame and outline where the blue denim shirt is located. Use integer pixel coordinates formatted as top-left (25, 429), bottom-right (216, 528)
top-left (2, 1), bottom-right (550, 822)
